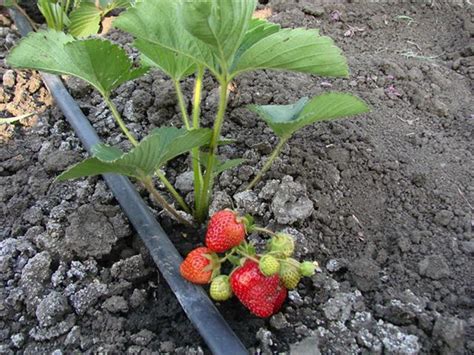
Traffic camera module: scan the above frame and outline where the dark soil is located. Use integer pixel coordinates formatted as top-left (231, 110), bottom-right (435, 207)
top-left (1, 1), bottom-right (473, 354)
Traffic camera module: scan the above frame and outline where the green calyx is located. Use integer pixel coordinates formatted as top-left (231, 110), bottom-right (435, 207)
top-left (259, 254), bottom-right (280, 277)
top-left (267, 233), bottom-right (295, 257)
top-left (210, 275), bottom-right (233, 301)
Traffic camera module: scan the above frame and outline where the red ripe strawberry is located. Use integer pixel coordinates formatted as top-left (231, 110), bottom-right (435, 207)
top-left (230, 260), bottom-right (287, 318)
top-left (205, 210), bottom-right (246, 253)
top-left (180, 247), bottom-right (218, 284)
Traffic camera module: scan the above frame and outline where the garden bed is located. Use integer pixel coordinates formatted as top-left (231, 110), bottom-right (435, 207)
top-left (1, 1), bottom-right (473, 353)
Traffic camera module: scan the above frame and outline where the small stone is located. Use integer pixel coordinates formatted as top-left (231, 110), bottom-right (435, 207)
top-left (29, 314), bottom-right (76, 341)
top-left (434, 210), bottom-right (454, 226)
top-left (175, 171), bottom-right (194, 193)
top-left (432, 316), bottom-right (465, 350)
top-left (129, 289), bottom-right (147, 309)
top-left (460, 241), bottom-right (474, 255)
top-left (418, 255), bottom-right (450, 280)
top-left (270, 176), bottom-right (314, 225)
top-left (2, 70), bottom-right (15, 88)
top-left (102, 296), bottom-right (129, 313)
top-left (326, 259), bottom-right (347, 273)
top-left (289, 336), bottom-right (321, 355)
top-left (131, 329), bottom-right (155, 346)
top-left (349, 258), bottom-right (380, 291)
top-left (258, 179), bottom-right (280, 200)
top-left (300, 1), bottom-right (325, 17)
top-left (10, 333), bottom-right (25, 349)
top-left (65, 76), bottom-right (91, 97)
top-left (64, 326), bottom-right (81, 346)
top-left (233, 190), bottom-right (261, 215)
top-left (36, 291), bottom-right (70, 327)
top-left (208, 191), bottom-right (233, 216)
top-left (110, 255), bottom-right (151, 281)
top-left (70, 282), bottom-right (107, 315)
top-left (160, 341), bottom-right (176, 353)
top-left (322, 292), bottom-right (359, 323)
top-left (270, 313), bottom-right (290, 330)
top-left (375, 320), bottom-right (420, 355)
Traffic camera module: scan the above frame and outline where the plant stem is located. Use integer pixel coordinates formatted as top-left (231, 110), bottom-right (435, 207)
top-left (196, 80), bottom-right (229, 222)
top-left (103, 96), bottom-right (191, 214)
top-left (154, 170), bottom-right (191, 215)
top-left (141, 177), bottom-right (192, 227)
top-left (245, 137), bottom-right (288, 191)
top-left (173, 80), bottom-right (191, 130)
top-left (248, 226), bottom-right (276, 237)
top-left (236, 250), bottom-right (259, 263)
top-left (104, 95), bottom-right (139, 146)
top-left (191, 66), bottom-right (205, 212)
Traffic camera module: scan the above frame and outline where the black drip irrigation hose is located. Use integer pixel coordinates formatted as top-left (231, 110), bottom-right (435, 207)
top-left (9, 8), bottom-right (248, 355)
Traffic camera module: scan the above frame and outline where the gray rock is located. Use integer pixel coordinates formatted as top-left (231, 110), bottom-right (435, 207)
top-left (70, 282), bottom-right (107, 315)
top-left (233, 190), bottom-right (261, 215)
top-left (29, 314), bottom-right (76, 341)
top-left (418, 255), bottom-right (450, 279)
top-left (64, 76), bottom-right (91, 97)
top-left (256, 328), bottom-right (273, 355)
top-left (322, 291), bottom-right (361, 323)
top-left (44, 150), bottom-right (78, 173)
top-left (0, 255), bottom-right (12, 281)
top-left (326, 258), bottom-right (348, 273)
top-left (129, 288), bottom-right (147, 309)
top-left (434, 210), bottom-right (454, 226)
top-left (270, 313), bottom-right (290, 330)
top-left (131, 329), bottom-right (155, 346)
top-left (64, 326), bottom-right (81, 346)
top-left (2, 70), bottom-right (15, 88)
top-left (270, 176), bottom-right (314, 225)
top-left (67, 260), bottom-right (98, 280)
top-left (36, 291), bottom-right (70, 327)
top-left (10, 333), bottom-right (25, 349)
top-left (65, 204), bottom-right (120, 258)
top-left (290, 336), bottom-right (321, 355)
top-left (407, 67), bottom-right (424, 81)
top-left (357, 328), bottom-right (382, 354)
top-left (460, 241), bottom-right (474, 255)
top-left (160, 341), bottom-right (176, 353)
top-left (175, 171), bottom-right (194, 193)
top-left (111, 255), bottom-right (151, 281)
top-left (432, 316), bottom-right (465, 350)
top-left (349, 258), bottom-right (380, 291)
top-left (20, 251), bottom-right (52, 312)
top-left (102, 295), bottom-right (128, 313)
top-left (375, 320), bottom-right (420, 355)
top-left (300, 1), bottom-right (325, 17)
top-left (208, 191), bottom-right (233, 216)
top-left (258, 179), bottom-right (280, 200)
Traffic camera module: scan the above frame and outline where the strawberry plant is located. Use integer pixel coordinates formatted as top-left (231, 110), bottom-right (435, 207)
top-left (180, 209), bottom-right (320, 318)
top-left (7, 0), bottom-right (369, 225)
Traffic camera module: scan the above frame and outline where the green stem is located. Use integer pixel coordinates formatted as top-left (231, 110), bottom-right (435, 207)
top-left (173, 80), bottom-right (191, 130)
top-left (196, 80), bottom-right (229, 222)
top-left (154, 169), bottom-right (192, 215)
top-left (103, 96), bottom-right (191, 214)
top-left (104, 95), bottom-right (139, 146)
top-left (236, 250), bottom-right (259, 263)
top-left (248, 226), bottom-right (276, 237)
top-left (141, 177), bottom-right (192, 227)
top-left (245, 137), bottom-right (289, 191)
top-left (191, 66), bottom-right (205, 213)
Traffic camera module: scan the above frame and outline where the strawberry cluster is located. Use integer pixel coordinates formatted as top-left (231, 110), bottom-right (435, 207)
top-left (180, 209), bottom-right (319, 318)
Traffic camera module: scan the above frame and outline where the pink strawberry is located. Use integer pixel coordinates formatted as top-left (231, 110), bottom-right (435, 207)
top-left (230, 260), bottom-right (287, 318)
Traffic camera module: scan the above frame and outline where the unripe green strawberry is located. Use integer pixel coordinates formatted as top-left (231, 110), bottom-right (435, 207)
top-left (210, 275), bottom-right (232, 301)
top-left (300, 261), bottom-right (318, 277)
top-left (259, 255), bottom-right (280, 276)
top-left (279, 259), bottom-right (301, 290)
top-left (267, 233), bottom-right (295, 257)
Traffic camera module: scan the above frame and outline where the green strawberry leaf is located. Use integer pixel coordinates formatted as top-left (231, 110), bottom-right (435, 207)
top-left (7, 30), bottom-right (147, 97)
top-left (91, 143), bottom-right (123, 162)
top-left (232, 28), bottom-right (349, 78)
top-left (249, 93), bottom-right (370, 139)
top-left (114, 0), bottom-right (219, 75)
top-left (180, 0), bottom-right (255, 67)
top-left (68, 2), bottom-right (101, 37)
top-left (57, 127), bottom-right (212, 181)
top-left (136, 39), bottom-right (196, 80)
top-left (37, 0), bottom-right (70, 31)
top-left (199, 152), bottom-right (245, 175)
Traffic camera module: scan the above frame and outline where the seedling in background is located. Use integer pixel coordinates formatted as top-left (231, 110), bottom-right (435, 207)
top-left (8, 0), bottom-right (369, 225)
